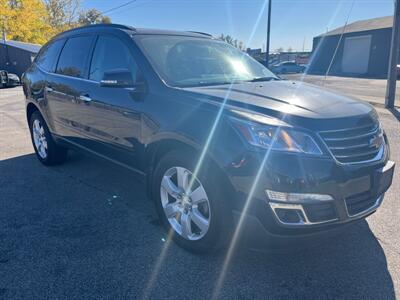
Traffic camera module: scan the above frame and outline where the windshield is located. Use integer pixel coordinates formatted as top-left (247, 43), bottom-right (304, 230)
top-left (135, 35), bottom-right (278, 87)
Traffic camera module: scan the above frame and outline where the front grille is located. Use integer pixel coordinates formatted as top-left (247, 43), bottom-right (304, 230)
top-left (303, 202), bottom-right (337, 223)
top-left (319, 123), bottom-right (383, 164)
top-left (345, 191), bottom-right (378, 216)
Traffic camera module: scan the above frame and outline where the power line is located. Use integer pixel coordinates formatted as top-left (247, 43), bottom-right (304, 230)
top-left (106, 1), bottom-right (150, 17)
top-left (101, 0), bottom-right (138, 15)
top-left (324, 0), bottom-right (356, 83)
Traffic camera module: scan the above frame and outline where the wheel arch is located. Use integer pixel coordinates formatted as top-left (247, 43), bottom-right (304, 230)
top-left (144, 137), bottom-right (235, 201)
top-left (26, 102), bottom-right (40, 123)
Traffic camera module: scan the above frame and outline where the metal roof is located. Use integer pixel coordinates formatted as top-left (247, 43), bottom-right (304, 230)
top-left (317, 15), bottom-right (393, 37)
top-left (0, 39), bottom-right (41, 53)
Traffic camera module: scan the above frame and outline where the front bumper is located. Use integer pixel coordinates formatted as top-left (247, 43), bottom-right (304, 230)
top-left (7, 78), bottom-right (20, 86)
top-left (227, 150), bottom-right (395, 237)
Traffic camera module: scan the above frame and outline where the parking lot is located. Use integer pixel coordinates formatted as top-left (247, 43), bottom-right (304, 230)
top-left (1, 86), bottom-right (399, 299)
top-left (282, 74), bottom-right (400, 108)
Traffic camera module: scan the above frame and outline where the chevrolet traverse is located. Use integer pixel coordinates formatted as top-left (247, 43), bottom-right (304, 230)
top-left (22, 24), bottom-right (395, 252)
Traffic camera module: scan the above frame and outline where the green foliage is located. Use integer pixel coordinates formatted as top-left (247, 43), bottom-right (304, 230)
top-left (78, 8), bottom-right (111, 26)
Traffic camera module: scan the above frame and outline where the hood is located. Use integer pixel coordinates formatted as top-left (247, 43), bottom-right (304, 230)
top-left (181, 80), bottom-right (376, 130)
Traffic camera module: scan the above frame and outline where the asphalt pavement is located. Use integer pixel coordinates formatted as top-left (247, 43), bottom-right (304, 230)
top-left (0, 87), bottom-right (399, 299)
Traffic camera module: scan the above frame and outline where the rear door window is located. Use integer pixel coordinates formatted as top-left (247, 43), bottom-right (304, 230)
top-left (56, 36), bottom-right (94, 78)
top-left (89, 35), bottom-right (138, 83)
top-left (35, 39), bottom-right (65, 73)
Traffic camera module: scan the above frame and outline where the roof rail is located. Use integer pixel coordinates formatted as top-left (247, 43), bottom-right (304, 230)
top-left (56, 23), bottom-right (136, 36)
top-left (187, 31), bottom-right (213, 37)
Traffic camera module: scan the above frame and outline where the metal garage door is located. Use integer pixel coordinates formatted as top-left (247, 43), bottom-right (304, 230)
top-left (342, 35), bottom-right (371, 74)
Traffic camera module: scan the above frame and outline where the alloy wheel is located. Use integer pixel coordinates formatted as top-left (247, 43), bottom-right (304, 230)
top-left (32, 119), bottom-right (48, 159)
top-left (160, 166), bottom-right (211, 240)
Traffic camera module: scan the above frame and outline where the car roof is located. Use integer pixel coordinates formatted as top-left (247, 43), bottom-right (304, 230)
top-left (54, 24), bottom-right (213, 39)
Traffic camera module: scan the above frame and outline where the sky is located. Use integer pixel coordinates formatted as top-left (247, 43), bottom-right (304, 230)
top-left (81, 0), bottom-right (395, 52)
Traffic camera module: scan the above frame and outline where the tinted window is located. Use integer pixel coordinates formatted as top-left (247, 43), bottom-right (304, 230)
top-left (35, 39), bottom-right (65, 72)
top-left (56, 36), bottom-right (93, 78)
top-left (89, 35), bottom-right (138, 82)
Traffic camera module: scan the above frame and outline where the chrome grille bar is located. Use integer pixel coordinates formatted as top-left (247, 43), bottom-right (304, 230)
top-left (319, 122), bottom-right (384, 164)
top-left (322, 126), bottom-right (379, 142)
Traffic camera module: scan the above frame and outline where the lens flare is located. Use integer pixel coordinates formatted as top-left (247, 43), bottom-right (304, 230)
top-left (141, 229), bottom-right (174, 300)
top-left (229, 59), bottom-right (250, 76)
top-left (211, 2), bottom-right (348, 297)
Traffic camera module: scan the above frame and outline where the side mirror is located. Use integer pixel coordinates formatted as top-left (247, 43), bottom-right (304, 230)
top-left (100, 69), bottom-right (134, 88)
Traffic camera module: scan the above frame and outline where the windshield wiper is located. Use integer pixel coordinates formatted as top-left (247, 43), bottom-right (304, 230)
top-left (179, 79), bottom-right (247, 87)
top-left (247, 77), bottom-right (278, 82)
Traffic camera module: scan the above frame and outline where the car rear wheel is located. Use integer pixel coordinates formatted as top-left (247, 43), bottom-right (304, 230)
top-left (152, 150), bottom-right (231, 253)
top-left (29, 111), bottom-right (68, 165)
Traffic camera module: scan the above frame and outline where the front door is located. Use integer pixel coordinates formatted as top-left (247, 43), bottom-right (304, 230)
top-left (75, 34), bottom-right (144, 170)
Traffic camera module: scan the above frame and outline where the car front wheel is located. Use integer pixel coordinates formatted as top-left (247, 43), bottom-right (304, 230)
top-left (152, 150), bottom-right (231, 253)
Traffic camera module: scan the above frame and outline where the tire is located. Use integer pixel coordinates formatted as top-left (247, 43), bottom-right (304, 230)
top-left (152, 149), bottom-right (231, 253)
top-left (29, 111), bottom-right (68, 165)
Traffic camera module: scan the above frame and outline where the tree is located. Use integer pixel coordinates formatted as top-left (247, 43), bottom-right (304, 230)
top-left (1, 0), bottom-right (53, 44)
top-left (287, 46), bottom-right (293, 52)
top-left (274, 47), bottom-right (284, 53)
top-left (218, 33), bottom-right (244, 50)
top-left (44, 0), bottom-right (81, 31)
top-left (78, 9), bottom-right (111, 26)
top-left (1, 0), bottom-right (112, 45)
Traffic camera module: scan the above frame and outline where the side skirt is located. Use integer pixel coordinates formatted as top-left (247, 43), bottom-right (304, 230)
top-left (53, 134), bottom-right (147, 182)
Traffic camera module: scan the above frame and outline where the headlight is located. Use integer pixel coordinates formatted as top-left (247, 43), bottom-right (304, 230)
top-left (230, 114), bottom-right (323, 155)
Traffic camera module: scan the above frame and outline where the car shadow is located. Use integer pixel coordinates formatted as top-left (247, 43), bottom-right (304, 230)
top-left (388, 107), bottom-right (400, 122)
top-left (0, 152), bottom-right (395, 299)
top-left (222, 220), bottom-right (395, 299)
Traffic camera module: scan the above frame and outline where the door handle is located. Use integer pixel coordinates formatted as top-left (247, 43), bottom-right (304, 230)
top-left (79, 95), bottom-right (92, 102)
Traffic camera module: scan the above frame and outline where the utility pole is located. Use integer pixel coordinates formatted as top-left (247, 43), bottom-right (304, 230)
top-left (265, 0), bottom-right (272, 67)
top-left (385, 0), bottom-right (400, 108)
top-left (2, 18), bottom-right (10, 67)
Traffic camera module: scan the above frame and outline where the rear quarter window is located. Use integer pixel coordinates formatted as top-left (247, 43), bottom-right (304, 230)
top-left (35, 39), bottom-right (65, 73)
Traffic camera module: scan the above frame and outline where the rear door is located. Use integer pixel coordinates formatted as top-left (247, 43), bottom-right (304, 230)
top-left (73, 34), bottom-right (144, 169)
top-left (34, 38), bottom-right (66, 130)
top-left (46, 35), bottom-right (95, 143)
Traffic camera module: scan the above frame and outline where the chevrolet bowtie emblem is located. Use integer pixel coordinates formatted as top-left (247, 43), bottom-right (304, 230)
top-left (369, 135), bottom-right (382, 149)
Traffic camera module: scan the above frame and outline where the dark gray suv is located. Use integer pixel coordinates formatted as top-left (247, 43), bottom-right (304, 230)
top-left (22, 24), bottom-right (395, 252)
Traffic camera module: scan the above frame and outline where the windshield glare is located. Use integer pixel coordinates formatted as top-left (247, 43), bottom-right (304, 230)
top-left (135, 35), bottom-right (278, 87)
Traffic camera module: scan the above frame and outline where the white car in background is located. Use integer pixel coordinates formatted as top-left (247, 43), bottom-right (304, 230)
top-left (271, 61), bottom-right (305, 74)
top-left (0, 70), bottom-right (20, 88)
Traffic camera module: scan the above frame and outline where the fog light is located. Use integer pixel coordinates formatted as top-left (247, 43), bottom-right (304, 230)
top-left (266, 189), bottom-right (333, 202)
top-left (275, 208), bottom-right (305, 223)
